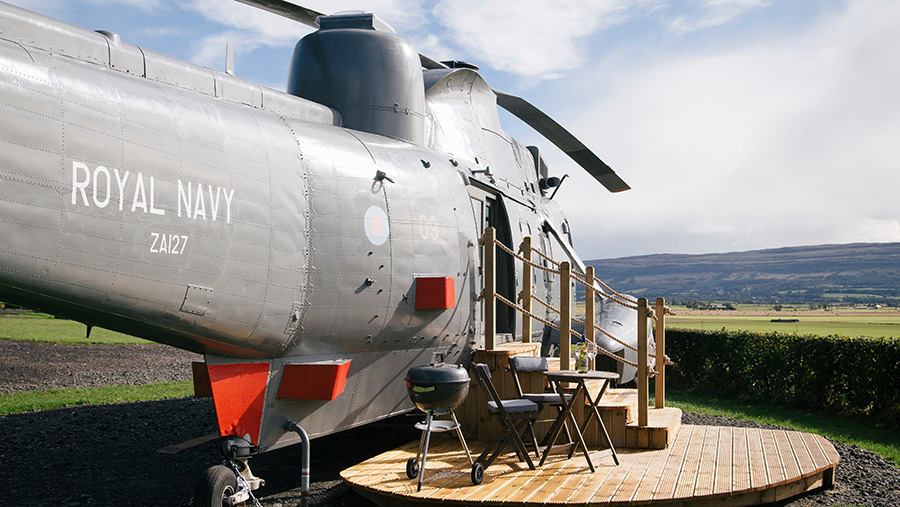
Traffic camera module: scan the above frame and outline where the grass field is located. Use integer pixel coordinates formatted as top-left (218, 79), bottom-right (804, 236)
top-left (0, 381), bottom-right (193, 415)
top-left (0, 313), bottom-right (150, 344)
top-left (0, 312), bottom-right (189, 414)
top-left (666, 307), bottom-right (900, 338)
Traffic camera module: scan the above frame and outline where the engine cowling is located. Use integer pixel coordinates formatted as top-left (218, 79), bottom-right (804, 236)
top-left (287, 12), bottom-right (425, 146)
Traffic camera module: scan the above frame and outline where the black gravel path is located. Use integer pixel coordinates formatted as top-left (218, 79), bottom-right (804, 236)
top-left (2, 341), bottom-right (898, 506)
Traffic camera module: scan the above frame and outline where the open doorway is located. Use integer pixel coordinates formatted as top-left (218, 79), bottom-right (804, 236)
top-left (469, 186), bottom-right (515, 334)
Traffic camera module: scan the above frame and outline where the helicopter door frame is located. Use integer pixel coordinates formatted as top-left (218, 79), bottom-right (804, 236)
top-left (468, 185), bottom-right (516, 336)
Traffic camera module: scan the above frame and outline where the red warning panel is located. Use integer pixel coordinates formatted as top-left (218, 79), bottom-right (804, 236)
top-left (207, 362), bottom-right (270, 444)
top-left (415, 276), bottom-right (455, 309)
top-left (278, 361), bottom-right (352, 401)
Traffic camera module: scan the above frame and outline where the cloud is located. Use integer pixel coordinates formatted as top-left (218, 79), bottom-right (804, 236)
top-left (432, 0), bottom-right (639, 80)
top-left (97, 0), bottom-right (166, 11)
top-left (667, 0), bottom-right (772, 34)
top-left (7, 0), bottom-right (166, 15)
top-left (4, 0), bottom-right (65, 11)
top-left (426, 0), bottom-right (777, 81)
top-left (853, 218), bottom-right (900, 243)
top-left (553, 0), bottom-right (900, 258)
top-left (187, 0), bottom-right (311, 45)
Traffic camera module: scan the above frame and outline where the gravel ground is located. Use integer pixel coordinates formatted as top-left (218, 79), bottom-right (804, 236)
top-left (0, 339), bottom-right (200, 394)
top-left (2, 341), bottom-right (899, 506)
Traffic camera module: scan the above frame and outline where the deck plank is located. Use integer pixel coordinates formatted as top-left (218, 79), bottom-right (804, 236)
top-left (630, 447), bottom-right (671, 502)
top-left (803, 432), bottom-right (835, 470)
top-left (714, 426), bottom-right (734, 495)
top-left (733, 426), bottom-right (751, 493)
top-left (608, 448), bottom-right (659, 503)
top-left (763, 428), bottom-right (786, 485)
top-left (673, 425), bottom-right (707, 499)
top-left (775, 430), bottom-right (801, 483)
top-left (561, 449), bottom-right (622, 504)
top-left (805, 431), bottom-right (827, 469)
top-left (693, 425), bottom-right (720, 496)
top-left (500, 458), bottom-right (569, 504)
top-left (747, 427), bottom-right (769, 490)
top-left (787, 430), bottom-right (815, 476)
top-left (653, 423), bottom-right (696, 500)
top-left (591, 453), bottom-right (636, 503)
top-left (543, 458), bottom-right (597, 504)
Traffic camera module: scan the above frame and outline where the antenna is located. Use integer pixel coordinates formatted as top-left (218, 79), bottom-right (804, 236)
top-left (225, 41), bottom-right (235, 75)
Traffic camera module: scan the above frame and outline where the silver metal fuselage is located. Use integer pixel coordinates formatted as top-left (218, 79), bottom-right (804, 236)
top-left (0, 3), bottom-right (573, 449)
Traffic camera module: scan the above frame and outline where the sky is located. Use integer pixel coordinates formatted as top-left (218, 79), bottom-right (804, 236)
top-left (8, 0), bottom-right (900, 260)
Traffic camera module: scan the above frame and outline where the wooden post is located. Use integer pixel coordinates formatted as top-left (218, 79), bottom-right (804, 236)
top-left (655, 297), bottom-right (666, 409)
top-left (560, 261), bottom-right (572, 371)
top-left (520, 236), bottom-right (532, 344)
top-left (585, 266), bottom-right (596, 370)
top-left (483, 227), bottom-right (496, 350)
top-left (637, 297), bottom-right (649, 427)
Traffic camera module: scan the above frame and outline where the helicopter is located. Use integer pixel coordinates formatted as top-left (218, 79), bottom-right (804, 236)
top-left (0, 0), bottom-right (633, 504)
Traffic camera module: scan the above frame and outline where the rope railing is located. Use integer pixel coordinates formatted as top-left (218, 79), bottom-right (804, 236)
top-left (572, 316), bottom-right (637, 353)
top-left (494, 233), bottom-right (561, 276)
top-left (497, 293), bottom-right (646, 371)
top-left (571, 268), bottom-right (640, 311)
top-left (480, 227), bottom-right (670, 421)
top-left (531, 247), bottom-right (561, 269)
top-left (495, 293), bottom-right (560, 332)
top-left (491, 231), bottom-right (651, 368)
top-left (593, 277), bottom-right (638, 306)
top-left (531, 293), bottom-right (559, 316)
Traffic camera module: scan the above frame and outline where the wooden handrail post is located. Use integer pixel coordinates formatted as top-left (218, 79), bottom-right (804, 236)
top-left (585, 266), bottom-right (596, 370)
top-left (655, 297), bottom-right (666, 409)
top-left (560, 261), bottom-right (572, 371)
top-left (637, 297), bottom-right (649, 427)
top-left (483, 227), bottom-right (496, 350)
top-left (520, 236), bottom-right (532, 344)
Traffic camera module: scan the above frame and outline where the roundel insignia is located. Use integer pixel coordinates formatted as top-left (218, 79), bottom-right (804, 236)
top-left (364, 205), bottom-right (389, 246)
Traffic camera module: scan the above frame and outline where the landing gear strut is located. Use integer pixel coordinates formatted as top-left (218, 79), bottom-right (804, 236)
top-left (193, 436), bottom-right (265, 507)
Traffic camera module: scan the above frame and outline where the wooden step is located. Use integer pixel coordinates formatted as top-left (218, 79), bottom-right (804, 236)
top-left (583, 387), bottom-right (681, 450)
top-left (625, 406), bottom-right (682, 449)
top-left (581, 387), bottom-right (636, 449)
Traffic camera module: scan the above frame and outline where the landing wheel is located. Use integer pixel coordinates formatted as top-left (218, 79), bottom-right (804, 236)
top-left (194, 465), bottom-right (237, 507)
top-left (406, 457), bottom-right (419, 479)
top-left (471, 462), bottom-right (484, 485)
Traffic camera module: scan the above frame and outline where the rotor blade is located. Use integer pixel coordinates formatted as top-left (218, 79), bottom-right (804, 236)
top-left (420, 54), bottom-right (448, 70)
top-left (234, 0), bottom-right (322, 28)
top-left (494, 90), bottom-right (630, 193)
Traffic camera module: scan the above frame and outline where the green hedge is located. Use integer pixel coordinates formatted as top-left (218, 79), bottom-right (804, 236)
top-left (666, 329), bottom-right (900, 423)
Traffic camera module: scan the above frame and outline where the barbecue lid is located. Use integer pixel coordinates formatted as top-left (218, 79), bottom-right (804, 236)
top-left (406, 362), bottom-right (469, 386)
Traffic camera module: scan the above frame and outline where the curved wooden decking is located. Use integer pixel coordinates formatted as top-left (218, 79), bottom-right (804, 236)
top-left (341, 425), bottom-right (839, 507)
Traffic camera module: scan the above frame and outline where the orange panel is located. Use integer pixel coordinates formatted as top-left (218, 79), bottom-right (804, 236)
top-left (207, 362), bottom-right (270, 444)
top-left (278, 361), bottom-right (352, 401)
top-left (415, 276), bottom-right (455, 309)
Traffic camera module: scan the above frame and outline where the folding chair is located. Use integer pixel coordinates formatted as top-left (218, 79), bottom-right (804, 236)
top-left (470, 363), bottom-right (538, 484)
top-left (508, 356), bottom-right (574, 458)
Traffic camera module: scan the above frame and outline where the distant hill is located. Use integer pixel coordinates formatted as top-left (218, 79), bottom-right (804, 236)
top-left (585, 242), bottom-right (900, 305)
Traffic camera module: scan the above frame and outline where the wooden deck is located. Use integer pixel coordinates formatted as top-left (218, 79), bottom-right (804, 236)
top-left (341, 425), bottom-right (839, 506)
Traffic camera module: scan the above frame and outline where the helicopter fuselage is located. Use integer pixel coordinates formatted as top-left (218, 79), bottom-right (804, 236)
top-left (0, 2), bottom-right (575, 450)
